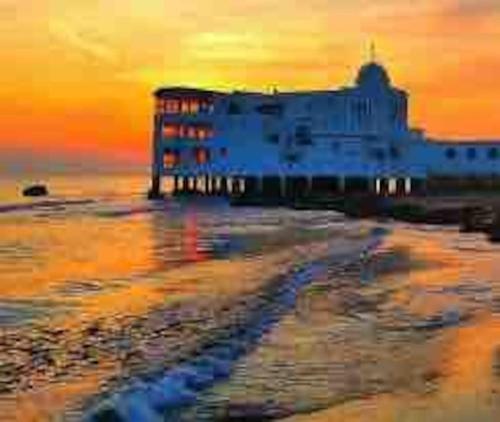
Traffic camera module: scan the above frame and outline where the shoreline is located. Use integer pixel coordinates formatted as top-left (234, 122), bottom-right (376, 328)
top-left (231, 193), bottom-right (500, 242)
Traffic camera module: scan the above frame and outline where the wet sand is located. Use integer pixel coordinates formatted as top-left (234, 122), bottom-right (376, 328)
top-left (180, 225), bottom-right (500, 421)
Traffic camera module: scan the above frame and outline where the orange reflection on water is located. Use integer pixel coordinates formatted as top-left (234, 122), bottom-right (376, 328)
top-left (183, 211), bottom-right (208, 263)
top-left (288, 226), bottom-right (500, 422)
top-left (0, 215), bottom-right (154, 300)
top-left (383, 228), bottom-right (500, 393)
top-left (441, 316), bottom-right (500, 394)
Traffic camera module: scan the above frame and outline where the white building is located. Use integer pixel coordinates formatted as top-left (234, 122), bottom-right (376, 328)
top-left (149, 61), bottom-right (500, 198)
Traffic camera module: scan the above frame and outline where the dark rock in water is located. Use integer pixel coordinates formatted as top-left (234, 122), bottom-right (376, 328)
top-left (22, 184), bottom-right (48, 197)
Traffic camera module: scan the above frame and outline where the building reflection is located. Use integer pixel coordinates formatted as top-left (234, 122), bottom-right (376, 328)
top-left (148, 204), bottom-right (211, 271)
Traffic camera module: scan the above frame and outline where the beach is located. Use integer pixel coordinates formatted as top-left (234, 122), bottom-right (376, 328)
top-left (1, 174), bottom-right (500, 421)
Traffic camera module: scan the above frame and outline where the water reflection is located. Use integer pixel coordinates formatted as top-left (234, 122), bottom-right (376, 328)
top-left (149, 205), bottom-right (210, 270)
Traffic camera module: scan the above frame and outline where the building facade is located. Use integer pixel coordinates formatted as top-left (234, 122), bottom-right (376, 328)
top-left (149, 61), bottom-right (500, 198)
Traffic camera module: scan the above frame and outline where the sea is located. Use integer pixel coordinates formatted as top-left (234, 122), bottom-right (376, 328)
top-left (1, 173), bottom-right (500, 421)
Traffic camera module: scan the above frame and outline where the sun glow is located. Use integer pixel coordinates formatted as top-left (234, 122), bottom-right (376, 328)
top-left (2, 0), bottom-right (500, 166)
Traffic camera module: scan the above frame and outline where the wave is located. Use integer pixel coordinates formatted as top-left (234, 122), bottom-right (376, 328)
top-left (84, 228), bottom-right (386, 422)
top-left (0, 199), bottom-right (95, 214)
top-left (95, 207), bottom-right (157, 218)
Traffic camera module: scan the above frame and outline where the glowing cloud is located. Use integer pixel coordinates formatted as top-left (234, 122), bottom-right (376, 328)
top-left (1, 0), bottom-right (500, 167)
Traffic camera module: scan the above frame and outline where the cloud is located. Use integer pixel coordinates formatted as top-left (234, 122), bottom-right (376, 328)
top-left (49, 19), bottom-right (119, 65)
top-left (450, 0), bottom-right (500, 15)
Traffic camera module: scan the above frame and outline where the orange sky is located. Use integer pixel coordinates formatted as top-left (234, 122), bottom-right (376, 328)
top-left (1, 0), bottom-right (500, 168)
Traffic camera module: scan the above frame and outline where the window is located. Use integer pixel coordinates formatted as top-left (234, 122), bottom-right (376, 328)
top-left (488, 148), bottom-right (498, 160)
top-left (220, 147), bottom-right (228, 157)
top-left (227, 101), bottom-right (242, 115)
top-left (267, 134), bottom-right (280, 144)
top-left (284, 152), bottom-right (300, 163)
top-left (180, 101), bottom-right (190, 114)
top-left (374, 149), bottom-right (385, 161)
top-left (445, 148), bottom-right (456, 159)
top-left (197, 127), bottom-right (208, 141)
top-left (187, 127), bottom-right (197, 139)
top-left (467, 147), bottom-right (477, 160)
top-left (256, 103), bottom-right (283, 116)
top-left (188, 100), bottom-right (200, 114)
top-left (156, 99), bottom-right (165, 114)
top-left (163, 125), bottom-right (179, 139)
top-left (178, 125), bottom-right (186, 138)
top-left (164, 150), bottom-right (180, 168)
top-left (193, 148), bottom-right (210, 164)
top-left (295, 125), bottom-right (312, 145)
top-left (199, 101), bottom-right (214, 113)
top-left (389, 146), bottom-right (400, 159)
top-left (164, 99), bottom-right (180, 114)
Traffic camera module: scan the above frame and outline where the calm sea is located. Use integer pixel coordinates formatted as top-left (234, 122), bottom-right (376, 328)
top-left (1, 173), bottom-right (500, 421)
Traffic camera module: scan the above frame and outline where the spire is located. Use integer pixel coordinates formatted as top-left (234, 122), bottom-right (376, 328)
top-left (370, 42), bottom-right (376, 63)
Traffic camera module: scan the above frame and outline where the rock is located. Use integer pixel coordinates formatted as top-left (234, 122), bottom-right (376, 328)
top-left (22, 184), bottom-right (48, 197)
top-left (460, 206), bottom-right (495, 233)
top-left (488, 210), bottom-right (500, 242)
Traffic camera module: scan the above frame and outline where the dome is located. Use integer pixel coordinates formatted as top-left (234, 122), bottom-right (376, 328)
top-left (356, 62), bottom-right (391, 89)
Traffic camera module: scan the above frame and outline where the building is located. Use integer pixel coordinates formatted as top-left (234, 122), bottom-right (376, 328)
top-left (149, 61), bottom-right (500, 198)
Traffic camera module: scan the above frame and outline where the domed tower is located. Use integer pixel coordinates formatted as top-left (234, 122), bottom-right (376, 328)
top-left (355, 61), bottom-right (391, 91)
top-left (352, 60), bottom-right (408, 133)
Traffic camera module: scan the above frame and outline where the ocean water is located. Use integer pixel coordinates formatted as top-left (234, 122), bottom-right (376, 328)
top-left (1, 174), bottom-right (500, 421)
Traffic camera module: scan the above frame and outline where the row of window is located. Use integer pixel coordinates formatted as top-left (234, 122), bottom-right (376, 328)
top-left (156, 99), bottom-right (214, 115)
top-left (226, 101), bottom-right (284, 116)
top-left (163, 147), bottom-right (227, 168)
top-left (445, 147), bottom-right (499, 160)
top-left (163, 124), bottom-right (214, 141)
top-left (266, 126), bottom-right (313, 146)
top-left (368, 147), bottom-right (401, 161)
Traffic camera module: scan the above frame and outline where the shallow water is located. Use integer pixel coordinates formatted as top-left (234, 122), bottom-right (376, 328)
top-left (1, 174), bottom-right (500, 421)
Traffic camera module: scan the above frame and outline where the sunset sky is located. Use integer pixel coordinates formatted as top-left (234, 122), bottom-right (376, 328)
top-left (1, 0), bottom-right (500, 170)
